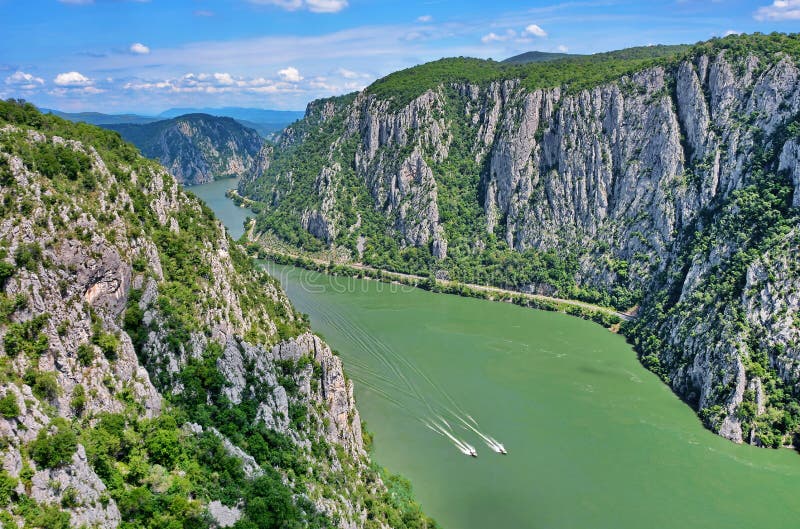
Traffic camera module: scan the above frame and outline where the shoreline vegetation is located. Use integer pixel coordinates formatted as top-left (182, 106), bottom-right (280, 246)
top-left (217, 187), bottom-right (630, 329)
top-left (239, 232), bottom-right (628, 331)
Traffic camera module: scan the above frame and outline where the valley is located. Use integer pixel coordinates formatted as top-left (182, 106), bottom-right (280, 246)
top-left (3, 1), bottom-right (800, 525)
top-left (193, 177), bottom-right (800, 529)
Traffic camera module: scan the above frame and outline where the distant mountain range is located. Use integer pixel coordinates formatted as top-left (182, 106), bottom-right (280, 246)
top-left (40, 108), bottom-right (160, 126)
top-left (40, 106), bottom-right (305, 138)
top-left (158, 107), bottom-right (305, 137)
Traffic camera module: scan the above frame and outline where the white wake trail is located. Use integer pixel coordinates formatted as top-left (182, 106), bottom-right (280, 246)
top-left (457, 417), bottom-right (507, 454)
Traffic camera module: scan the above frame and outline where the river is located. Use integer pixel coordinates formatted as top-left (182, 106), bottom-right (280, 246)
top-left (191, 178), bottom-right (800, 529)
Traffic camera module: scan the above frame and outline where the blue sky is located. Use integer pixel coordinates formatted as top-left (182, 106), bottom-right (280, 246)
top-left (0, 0), bottom-right (797, 114)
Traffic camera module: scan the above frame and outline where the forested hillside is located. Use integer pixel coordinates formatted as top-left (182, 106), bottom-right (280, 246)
top-left (106, 114), bottom-right (269, 185)
top-left (0, 100), bottom-right (436, 529)
top-left (240, 33), bottom-right (800, 447)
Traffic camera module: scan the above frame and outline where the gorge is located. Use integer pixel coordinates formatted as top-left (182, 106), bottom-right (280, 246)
top-left (192, 176), bottom-right (800, 529)
top-left (239, 34), bottom-right (800, 449)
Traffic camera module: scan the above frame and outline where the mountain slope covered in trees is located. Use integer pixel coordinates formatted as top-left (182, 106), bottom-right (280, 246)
top-left (239, 33), bottom-right (800, 448)
top-left (106, 114), bottom-right (269, 186)
top-left (0, 100), bottom-right (436, 529)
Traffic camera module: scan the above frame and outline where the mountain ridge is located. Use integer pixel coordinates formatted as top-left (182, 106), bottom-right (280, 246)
top-left (239, 32), bottom-right (800, 448)
top-left (104, 114), bottom-right (269, 186)
top-left (0, 100), bottom-right (436, 529)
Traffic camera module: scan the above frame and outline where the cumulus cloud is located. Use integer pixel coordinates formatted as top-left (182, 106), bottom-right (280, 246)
top-left (247, 0), bottom-right (348, 13)
top-left (523, 24), bottom-right (548, 37)
top-left (754, 0), bottom-right (800, 20)
top-left (129, 42), bottom-right (151, 55)
top-left (54, 71), bottom-right (92, 86)
top-left (213, 72), bottom-right (235, 85)
top-left (337, 68), bottom-right (368, 79)
top-left (5, 71), bottom-right (45, 90)
top-left (278, 66), bottom-right (303, 82)
top-left (724, 29), bottom-right (741, 36)
top-left (557, 44), bottom-right (569, 52)
top-left (123, 71), bottom-right (306, 96)
top-left (481, 30), bottom-right (517, 44)
top-left (417, 15), bottom-right (432, 22)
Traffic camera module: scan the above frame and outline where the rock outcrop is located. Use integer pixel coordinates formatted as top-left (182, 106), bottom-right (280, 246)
top-left (242, 35), bottom-right (800, 447)
top-left (105, 114), bottom-right (266, 185)
top-left (0, 104), bottom-right (434, 528)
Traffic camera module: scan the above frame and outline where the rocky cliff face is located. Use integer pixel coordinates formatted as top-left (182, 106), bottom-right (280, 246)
top-left (242, 35), bottom-right (800, 447)
top-left (106, 114), bottom-right (266, 185)
top-left (0, 103), bottom-right (435, 528)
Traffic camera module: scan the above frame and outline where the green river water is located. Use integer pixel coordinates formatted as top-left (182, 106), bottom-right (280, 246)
top-left (191, 179), bottom-right (800, 529)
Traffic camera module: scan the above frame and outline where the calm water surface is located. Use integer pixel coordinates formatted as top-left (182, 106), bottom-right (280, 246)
top-left (188, 177), bottom-right (249, 240)
top-left (193, 179), bottom-right (800, 529)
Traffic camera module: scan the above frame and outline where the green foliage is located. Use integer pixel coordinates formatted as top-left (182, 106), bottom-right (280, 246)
top-left (0, 392), bottom-right (19, 419)
top-left (3, 313), bottom-right (49, 358)
top-left (0, 100), bottom-right (141, 168)
top-left (235, 472), bottom-right (303, 529)
top-left (92, 330), bottom-right (120, 361)
top-left (13, 242), bottom-right (42, 270)
top-left (60, 487), bottom-right (80, 509)
top-left (23, 141), bottom-right (92, 181)
top-left (0, 292), bottom-right (27, 325)
top-left (123, 289), bottom-right (147, 356)
top-left (627, 91), bottom-right (800, 445)
top-left (30, 419), bottom-right (78, 468)
top-left (24, 369), bottom-right (59, 402)
top-left (70, 385), bottom-right (86, 416)
top-left (25, 503), bottom-right (71, 529)
top-left (0, 470), bottom-right (17, 505)
top-left (76, 343), bottom-right (95, 366)
top-left (0, 261), bottom-right (14, 288)
top-left (367, 45), bottom-right (689, 110)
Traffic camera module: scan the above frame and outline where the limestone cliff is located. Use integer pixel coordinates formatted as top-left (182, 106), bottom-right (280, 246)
top-left (241, 34), bottom-right (800, 447)
top-left (0, 102), bottom-right (434, 528)
top-left (106, 114), bottom-right (266, 186)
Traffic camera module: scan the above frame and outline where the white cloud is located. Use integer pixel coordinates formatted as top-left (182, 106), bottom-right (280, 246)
top-left (755, 0), bottom-right (800, 20)
top-left (213, 72), bottom-right (235, 85)
top-left (481, 32), bottom-right (503, 44)
top-left (54, 71), bottom-right (92, 86)
top-left (129, 42), bottom-right (151, 55)
top-left (123, 71), bottom-right (306, 96)
top-left (481, 29), bottom-right (522, 44)
top-left (723, 29), bottom-right (741, 36)
top-left (557, 44), bottom-right (569, 52)
top-left (5, 71), bottom-right (45, 90)
top-left (305, 0), bottom-right (347, 12)
top-left (247, 0), bottom-right (348, 13)
top-left (48, 86), bottom-right (105, 97)
top-left (278, 66), bottom-right (303, 82)
top-left (417, 15), bottom-right (432, 23)
top-left (337, 68), bottom-right (368, 79)
top-left (523, 24), bottom-right (548, 38)
top-left (194, 10), bottom-right (214, 17)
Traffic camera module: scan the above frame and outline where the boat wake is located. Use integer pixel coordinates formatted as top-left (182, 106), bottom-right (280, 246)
top-left (298, 292), bottom-right (507, 458)
top-left (424, 420), bottom-right (478, 457)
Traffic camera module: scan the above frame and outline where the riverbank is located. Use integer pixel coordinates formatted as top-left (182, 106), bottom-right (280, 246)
top-left (243, 239), bottom-right (628, 330)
